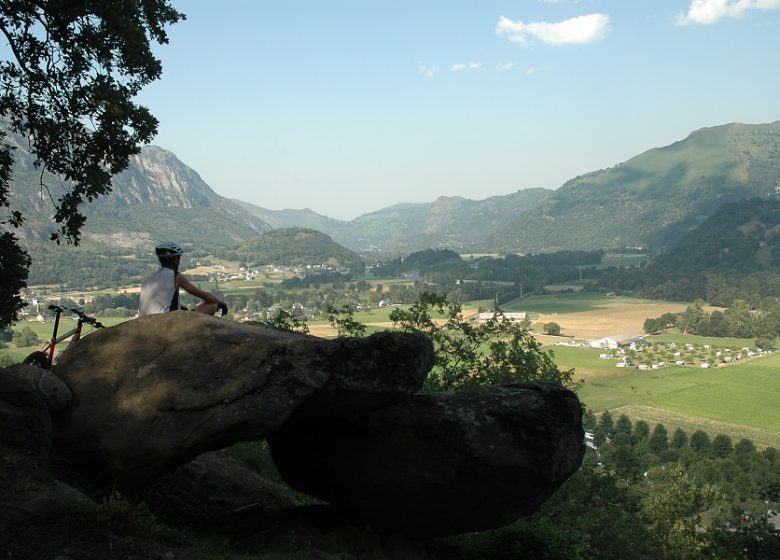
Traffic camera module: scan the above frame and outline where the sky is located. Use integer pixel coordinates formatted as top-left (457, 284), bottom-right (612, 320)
top-left (136, 0), bottom-right (780, 220)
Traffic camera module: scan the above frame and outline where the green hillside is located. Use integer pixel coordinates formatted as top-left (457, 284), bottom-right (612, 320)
top-left (235, 228), bottom-right (364, 270)
top-left (648, 197), bottom-right (780, 276)
top-left (487, 121), bottom-right (780, 252)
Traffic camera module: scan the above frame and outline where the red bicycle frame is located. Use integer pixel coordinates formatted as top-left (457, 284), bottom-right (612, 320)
top-left (24, 305), bottom-right (103, 369)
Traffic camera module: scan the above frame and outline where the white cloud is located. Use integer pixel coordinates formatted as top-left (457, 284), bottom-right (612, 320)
top-left (498, 62), bottom-right (515, 71)
top-left (417, 63), bottom-right (438, 79)
top-left (450, 61), bottom-right (483, 72)
top-left (677, 0), bottom-right (780, 25)
top-left (496, 13), bottom-right (610, 46)
top-left (526, 67), bottom-right (537, 75)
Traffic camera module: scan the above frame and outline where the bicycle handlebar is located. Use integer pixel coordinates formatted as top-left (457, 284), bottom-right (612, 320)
top-left (69, 308), bottom-right (104, 328)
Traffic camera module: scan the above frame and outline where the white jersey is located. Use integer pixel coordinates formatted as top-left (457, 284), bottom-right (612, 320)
top-left (139, 267), bottom-right (179, 316)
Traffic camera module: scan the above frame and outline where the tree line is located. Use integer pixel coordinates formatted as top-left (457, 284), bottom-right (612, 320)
top-left (645, 299), bottom-right (780, 347)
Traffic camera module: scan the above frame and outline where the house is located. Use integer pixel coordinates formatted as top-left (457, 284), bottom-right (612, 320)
top-left (476, 312), bottom-right (527, 323)
top-left (589, 332), bottom-right (645, 350)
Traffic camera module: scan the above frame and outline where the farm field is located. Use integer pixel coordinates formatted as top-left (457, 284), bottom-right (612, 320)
top-left (505, 293), bottom-right (693, 339)
top-left (575, 350), bottom-right (780, 449)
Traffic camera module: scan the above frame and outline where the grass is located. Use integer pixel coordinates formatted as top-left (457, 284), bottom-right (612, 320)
top-left (503, 293), bottom-right (611, 314)
top-left (575, 350), bottom-right (780, 448)
top-left (648, 332), bottom-right (756, 348)
top-left (600, 253), bottom-right (648, 267)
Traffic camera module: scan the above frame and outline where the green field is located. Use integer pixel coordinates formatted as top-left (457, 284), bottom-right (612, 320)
top-left (503, 293), bottom-right (610, 314)
top-left (576, 351), bottom-right (780, 448)
top-left (648, 332), bottom-right (755, 348)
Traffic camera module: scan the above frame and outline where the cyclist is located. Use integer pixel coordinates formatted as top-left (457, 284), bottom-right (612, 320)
top-left (138, 242), bottom-right (228, 317)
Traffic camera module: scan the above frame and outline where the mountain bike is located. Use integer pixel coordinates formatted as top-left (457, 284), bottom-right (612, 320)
top-left (23, 305), bottom-right (104, 369)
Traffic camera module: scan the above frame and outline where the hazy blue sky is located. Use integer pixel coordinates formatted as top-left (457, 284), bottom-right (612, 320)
top-left (137, 0), bottom-right (780, 220)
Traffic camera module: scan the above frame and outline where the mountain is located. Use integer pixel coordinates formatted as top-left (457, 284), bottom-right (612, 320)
top-left (486, 121), bottom-right (780, 252)
top-left (647, 197), bottom-right (780, 278)
top-left (235, 189), bottom-right (552, 254)
top-left (11, 143), bottom-right (271, 250)
top-left (231, 200), bottom-right (345, 233)
top-left (235, 228), bottom-right (363, 270)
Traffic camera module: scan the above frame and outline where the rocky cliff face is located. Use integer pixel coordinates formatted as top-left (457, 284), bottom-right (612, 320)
top-left (9, 141), bottom-right (271, 247)
top-left (107, 146), bottom-right (215, 208)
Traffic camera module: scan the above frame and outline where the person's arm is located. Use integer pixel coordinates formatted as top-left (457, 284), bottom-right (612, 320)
top-left (177, 274), bottom-right (225, 306)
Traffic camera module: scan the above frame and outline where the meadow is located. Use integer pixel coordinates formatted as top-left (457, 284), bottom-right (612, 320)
top-left (516, 293), bottom-right (779, 448)
top-left (570, 348), bottom-right (780, 448)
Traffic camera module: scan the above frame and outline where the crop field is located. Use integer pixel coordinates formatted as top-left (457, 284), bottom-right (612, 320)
top-left (505, 293), bottom-right (691, 339)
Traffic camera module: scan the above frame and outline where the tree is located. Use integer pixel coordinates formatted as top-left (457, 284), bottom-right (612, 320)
top-left (544, 321), bottom-right (561, 336)
top-left (12, 325), bottom-right (38, 347)
top-left (0, 1), bottom-right (184, 329)
top-left (690, 430), bottom-right (711, 454)
top-left (582, 408), bottom-right (597, 431)
top-left (594, 410), bottom-right (614, 446)
top-left (615, 414), bottom-right (633, 437)
top-left (390, 292), bottom-right (576, 392)
top-left (712, 434), bottom-right (734, 458)
top-left (632, 420), bottom-right (650, 444)
top-left (641, 466), bottom-right (720, 559)
top-left (648, 423), bottom-right (669, 455)
top-left (671, 427), bottom-right (689, 449)
top-left (326, 304), bottom-right (366, 338)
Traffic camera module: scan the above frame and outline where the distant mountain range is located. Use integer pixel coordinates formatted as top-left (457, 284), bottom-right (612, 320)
top-left (236, 189), bottom-right (552, 254)
top-left (10, 119), bottom-right (780, 263)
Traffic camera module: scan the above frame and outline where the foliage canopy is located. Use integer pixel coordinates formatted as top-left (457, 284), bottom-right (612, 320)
top-left (389, 292), bottom-right (577, 392)
top-left (0, 0), bottom-right (183, 329)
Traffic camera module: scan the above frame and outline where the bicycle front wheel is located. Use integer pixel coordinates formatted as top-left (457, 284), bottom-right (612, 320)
top-left (23, 351), bottom-right (51, 369)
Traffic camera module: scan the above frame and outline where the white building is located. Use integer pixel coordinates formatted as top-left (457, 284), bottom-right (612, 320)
top-left (476, 312), bottom-right (527, 323)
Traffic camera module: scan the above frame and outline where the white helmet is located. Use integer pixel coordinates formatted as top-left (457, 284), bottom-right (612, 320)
top-left (155, 241), bottom-right (184, 259)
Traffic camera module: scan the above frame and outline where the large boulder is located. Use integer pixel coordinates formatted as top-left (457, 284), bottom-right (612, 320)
top-left (53, 312), bottom-right (433, 490)
top-left (141, 449), bottom-right (307, 534)
top-left (0, 368), bottom-right (52, 458)
top-left (268, 382), bottom-right (584, 537)
top-left (5, 364), bottom-right (72, 412)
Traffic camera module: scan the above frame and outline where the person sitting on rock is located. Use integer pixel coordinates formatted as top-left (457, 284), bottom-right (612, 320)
top-left (139, 242), bottom-right (228, 317)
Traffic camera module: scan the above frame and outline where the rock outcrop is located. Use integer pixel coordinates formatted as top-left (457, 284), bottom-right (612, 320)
top-left (53, 312), bottom-right (434, 489)
top-left (268, 382), bottom-right (584, 537)
top-left (0, 367), bottom-right (52, 459)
